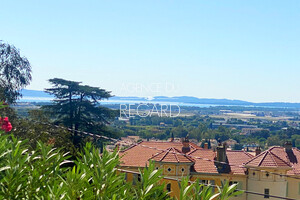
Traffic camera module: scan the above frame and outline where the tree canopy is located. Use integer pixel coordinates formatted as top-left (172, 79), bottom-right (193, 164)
top-left (0, 42), bottom-right (32, 103)
top-left (43, 78), bottom-right (117, 146)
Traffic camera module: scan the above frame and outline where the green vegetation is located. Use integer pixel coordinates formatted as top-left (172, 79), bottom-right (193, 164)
top-left (114, 113), bottom-right (300, 150)
top-left (0, 41), bottom-right (32, 104)
top-left (0, 133), bottom-right (241, 200)
top-left (9, 100), bottom-right (300, 152)
top-left (42, 78), bottom-right (119, 149)
top-left (0, 42), bottom-right (291, 198)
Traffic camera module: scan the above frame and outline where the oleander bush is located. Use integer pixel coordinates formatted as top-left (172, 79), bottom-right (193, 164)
top-left (0, 133), bottom-right (242, 200)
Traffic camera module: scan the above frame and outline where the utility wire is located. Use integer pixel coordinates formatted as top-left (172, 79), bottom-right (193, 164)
top-left (23, 120), bottom-right (298, 199)
top-left (27, 120), bottom-right (300, 181)
top-left (117, 168), bottom-right (297, 200)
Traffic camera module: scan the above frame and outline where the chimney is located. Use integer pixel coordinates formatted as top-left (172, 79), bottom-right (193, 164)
top-left (284, 141), bottom-right (293, 152)
top-left (216, 143), bottom-right (227, 163)
top-left (170, 132), bottom-right (174, 142)
top-left (215, 142), bottom-right (230, 173)
top-left (204, 143), bottom-right (208, 149)
top-left (182, 136), bottom-right (190, 154)
top-left (255, 146), bottom-right (261, 156)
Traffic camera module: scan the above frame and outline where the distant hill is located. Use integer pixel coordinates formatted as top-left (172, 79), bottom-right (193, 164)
top-left (19, 89), bottom-right (300, 108)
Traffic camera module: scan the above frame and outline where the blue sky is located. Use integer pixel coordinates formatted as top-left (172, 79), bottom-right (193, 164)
top-left (1, 0), bottom-right (300, 102)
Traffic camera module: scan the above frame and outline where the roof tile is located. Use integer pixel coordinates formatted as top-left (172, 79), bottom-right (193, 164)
top-left (244, 148), bottom-right (291, 168)
top-left (119, 141), bottom-right (197, 167)
top-left (150, 147), bottom-right (195, 163)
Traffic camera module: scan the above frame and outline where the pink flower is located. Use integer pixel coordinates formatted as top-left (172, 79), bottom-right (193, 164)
top-left (0, 117), bottom-right (12, 132)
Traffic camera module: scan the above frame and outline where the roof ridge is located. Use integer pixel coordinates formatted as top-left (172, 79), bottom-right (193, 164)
top-left (244, 151), bottom-right (254, 158)
top-left (270, 146), bottom-right (290, 166)
top-left (187, 149), bottom-right (197, 155)
top-left (120, 143), bottom-right (138, 153)
top-left (149, 147), bottom-right (194, 163)
top-left (149, 150), bottom-right (165, 161)
top-left (174, 147), bottom-right (195, 162)
top-left (292, 147), bottom-right (298, 151)
top-left (172, 148), bottom-right (179, 162)
top-left (144, 141), bottom-right (182, 144)
top-left (227, 150), bottom-right (254, 157)
top-left (268, 151), bottom-right (291, 167)
top-left (120, 140), bottom-right (146, 153)
top-left (292, 147), bottom-right (300, 153)
top-left (270, 146), bottom-right (282, 148)
top-left (245, 149), bottom-right (292, 168)
top-left (189, 142), bottom-right (201, 149)
top-left (258, 151), bottom-right (268, 167)
top-left (244, 153), bottom-right (258, 165)
top-left (160, 148), bottom-right (172, 162)
top-left (268, 151), bottom-right (279, 167)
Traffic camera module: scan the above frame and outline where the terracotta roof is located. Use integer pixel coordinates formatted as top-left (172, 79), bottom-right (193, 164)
top-left (244, 148), bottom-right (291, 169)
top-left (187, 149), bottom-right (253, 174)
top-left (119, 141), bottom-right (257, 175)
top-left (119, 141), bottom-right (198, 167)
top-left (226, 150), bottom-right (254, 175)
top-left (256, 146), bottom-right (300, 175)
top-left (287, 148), bottom-right (300, 175)
top-left (150, 147), bottom-right (195, 163)
top-left (188, 149), bottom-right (218, 174)
top-left (120, 140), bottom-right (300, 177)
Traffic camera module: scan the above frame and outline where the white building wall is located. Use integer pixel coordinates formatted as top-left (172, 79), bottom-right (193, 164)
top-left (287, 177), bottom-right (300, 199)
top-left (247, 169), bottom-right (288, 200)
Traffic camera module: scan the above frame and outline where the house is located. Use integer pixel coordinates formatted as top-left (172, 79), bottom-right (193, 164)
top-left (211, 123), bottom-right (258, 130)
top-left (119, 137), bottom-right (252, 199)
top-left (244, 142), bottom-right (300, 199)
top-left (118, 139), bottom-right (300, 199)
top-left (224, 139), bottom-right (238, 149)
top-left (241, 128), bottom-right (264, 135)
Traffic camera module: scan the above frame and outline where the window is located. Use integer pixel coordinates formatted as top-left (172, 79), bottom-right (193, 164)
top-left (124, 173), bottom-right (127, 181)
top-left (181, 168), bottom-right (185, 172)
top-left (264, 188), bottom-right (270, 198)
top-left (167, 167), bottom-right (172, 172)
top-left (251, 171), bottom-right (258, 179)
top-left (166, 183), bottom-right (171, 192)
top-left (263, 172), bottom-right (272, 179)
top-left (137, 174), bottom-right (141, 182)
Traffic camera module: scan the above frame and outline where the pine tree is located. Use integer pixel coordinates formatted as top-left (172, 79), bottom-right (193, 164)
top-left (43, 78), bottom-right (117, 146)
